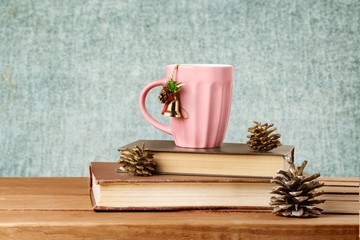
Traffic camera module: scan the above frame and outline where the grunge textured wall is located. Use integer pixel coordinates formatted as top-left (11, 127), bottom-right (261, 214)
top-left (0, 0), bottom-right (359, 176)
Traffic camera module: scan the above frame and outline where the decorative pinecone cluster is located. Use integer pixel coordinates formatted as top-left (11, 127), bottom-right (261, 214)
top-left (246, 121), bottom-right (282, 152)
top-left (117, 144), bottom-right (156, 176)
top-left (270, 159), bottom-right (325, 217)
top-left (158, 78), bottom-right (183, 103)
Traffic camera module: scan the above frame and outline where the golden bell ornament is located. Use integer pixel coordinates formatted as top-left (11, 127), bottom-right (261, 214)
top-left (163, 96), bottom-right (181, 118)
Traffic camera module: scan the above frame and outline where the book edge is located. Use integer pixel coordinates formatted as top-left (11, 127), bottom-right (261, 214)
top-left (90, 162), bottom-right (272, 184)
top-left (92, 205), bottom-right (273, 212)
top-left (121, 139), bottom-right (295, 156)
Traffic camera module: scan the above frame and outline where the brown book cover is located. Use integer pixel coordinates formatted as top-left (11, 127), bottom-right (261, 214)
top-left (119, 140), bottom-right (295, 178)
top-left (121, 139), bottom-right (294, 156)
top-left (89, 162), bottom-right (273, 211)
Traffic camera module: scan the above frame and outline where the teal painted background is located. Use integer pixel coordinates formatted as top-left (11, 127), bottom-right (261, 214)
top-left (0, 0), bottom-right (359, 177)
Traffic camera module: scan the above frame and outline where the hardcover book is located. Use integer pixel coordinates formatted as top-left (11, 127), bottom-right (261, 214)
top-left (120, 140), bottom-right (295, 178)
top-left (90, 162), bottom-right (273, 211)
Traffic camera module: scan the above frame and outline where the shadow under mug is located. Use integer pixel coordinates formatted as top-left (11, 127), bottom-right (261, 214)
top-left (139, 64), bottom-right (233, 148)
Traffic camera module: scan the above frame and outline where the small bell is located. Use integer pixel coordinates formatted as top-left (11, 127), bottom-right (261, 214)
top-left (163, 96), bottom-right (181, 118)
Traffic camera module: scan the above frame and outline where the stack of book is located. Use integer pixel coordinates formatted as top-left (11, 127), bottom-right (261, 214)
top-left (90, 139), bottom-right (294, 211)
top-left (89, 140), bottom-right (359, 214)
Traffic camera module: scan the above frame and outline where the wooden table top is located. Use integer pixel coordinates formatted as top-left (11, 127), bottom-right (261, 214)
top-left (0, 177), bottom-right (358, 240)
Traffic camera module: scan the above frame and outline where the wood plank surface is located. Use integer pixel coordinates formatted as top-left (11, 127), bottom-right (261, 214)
top-left (0, 177), bottom-right (358, 240)
top-left (0, 211), bottom-right (358, 240)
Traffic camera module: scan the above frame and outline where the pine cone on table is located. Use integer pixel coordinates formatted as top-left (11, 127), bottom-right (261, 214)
top-left (270, 159), bottom-right (325, 217)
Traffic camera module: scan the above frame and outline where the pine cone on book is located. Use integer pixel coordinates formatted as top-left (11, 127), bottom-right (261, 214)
top-left (246, 121), bottom-right (281, 152)
top-left (117, 144), bottom-right (156, 176)
top-left (270, 159), bottom-right (325, 217)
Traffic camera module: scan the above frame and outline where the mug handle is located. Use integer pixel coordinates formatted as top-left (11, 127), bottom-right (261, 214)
top-left (139, 78), bottom-right (172, 135)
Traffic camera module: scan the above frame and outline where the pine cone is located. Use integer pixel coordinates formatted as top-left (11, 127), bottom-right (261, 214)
top-left (117, 144), bottom-right (156, 176)
top-left (158, 88), bottom-right (171, 103)
top-left (270, 159), bottom-right (325, 217)
top-left (246, 121), bottom-right (281, 152)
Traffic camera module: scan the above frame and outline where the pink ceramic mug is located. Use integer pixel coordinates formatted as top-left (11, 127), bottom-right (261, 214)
top-left (139, 64), bottom-right (233, 148)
